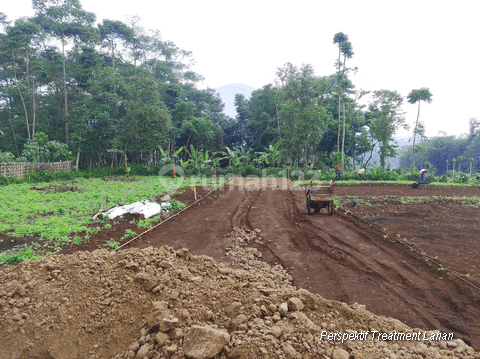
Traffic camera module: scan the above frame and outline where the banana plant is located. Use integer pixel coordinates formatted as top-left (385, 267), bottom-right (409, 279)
top-left (225, 146), bottom-right (240, 166)
top-left (159, 146), bottom-right (184, 164)
top-left (159, 146), bottom-right (183, 178)
top-left (259, 140), bottom-right (281, 167)
top-left (187, 145), bottom-right (210, 170)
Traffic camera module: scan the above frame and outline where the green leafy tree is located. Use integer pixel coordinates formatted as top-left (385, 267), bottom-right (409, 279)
top-left (234, 93), bottom-right (250, 145)
top-left (366, 90), bottom-right (407, 169)
top-left (32, 0), bottom-right (96, 144)
top-left (98, 19), bottom-right (133, 102)
top-left (275, 62), bottom-right (329, 166)
top-left (246, 85), bottom-right (279, 152)
top-left (5, 19), bottom-right (43, 140)
top-left (98, 19), bottom-right (133, 70)
top-left (120, 76), bottom-right (172, 164)
top-left (407, 88), bottom-right (432, 170)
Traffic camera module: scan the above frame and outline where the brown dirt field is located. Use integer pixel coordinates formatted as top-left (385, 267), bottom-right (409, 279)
top-left (59, 178), bottom-right (480, 349)
top-left (1, 178), bottom-right (479, 358)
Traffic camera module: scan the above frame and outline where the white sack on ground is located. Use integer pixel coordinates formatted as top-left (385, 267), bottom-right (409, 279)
top-left (103, 199), bottom-right (169, 219)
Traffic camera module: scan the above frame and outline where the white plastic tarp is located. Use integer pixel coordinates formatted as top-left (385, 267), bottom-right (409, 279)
top-left (103, 199), bottom-right (169, 219)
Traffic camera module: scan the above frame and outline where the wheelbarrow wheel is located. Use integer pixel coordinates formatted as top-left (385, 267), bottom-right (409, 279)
top-left (306, 195), bottom-right (311, 215)
top-left (328, 201), bottom-right (333, 216)
top-left (411, 182), bottom-right (419, 189)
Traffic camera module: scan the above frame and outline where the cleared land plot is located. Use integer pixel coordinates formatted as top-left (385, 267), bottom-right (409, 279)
top-left (77, 178), bottom-right (478, 348)
top-left (2, 178), bottom-right (479, 348)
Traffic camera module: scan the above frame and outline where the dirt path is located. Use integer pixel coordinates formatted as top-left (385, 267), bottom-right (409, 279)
top-left (111, 178), bottom-right (480, 348)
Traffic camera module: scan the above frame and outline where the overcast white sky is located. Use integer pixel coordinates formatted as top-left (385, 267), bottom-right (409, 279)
top-left (4, 0), bottom-right (479, 138)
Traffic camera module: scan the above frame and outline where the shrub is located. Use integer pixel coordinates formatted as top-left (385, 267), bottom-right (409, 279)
top-left (168, 199), bottom-right (186, 211)
top-left (454, 173), bottom-right (469, 184)
top-left (438, 174), bottom-right (448, 183)
top-left (0, 151), bottom-right (15, 162)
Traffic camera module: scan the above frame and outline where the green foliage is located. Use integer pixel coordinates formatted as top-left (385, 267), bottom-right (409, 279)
top-left (105, 239), bottom-right (120, 250)
top-left (0, 151), bottom-right (16, 163)
top-left (121, 229), bottom-right (137, 240)
top-left (0, 245), bottom-right (39, 265)
top-left (73, 236), bottom-right (84, 245)
top-left (0, 9), bottom-right (471, 183)
top-left (366, 90), bottom-right (407, 169)
top-left (137, 218), bottom-right (155, 229)
top-left (21, 133), bottom-right (72, 163)
top-left (0, 176), bottom-right (186, 255)
top-left (168, 199), bottom-right (186, 211)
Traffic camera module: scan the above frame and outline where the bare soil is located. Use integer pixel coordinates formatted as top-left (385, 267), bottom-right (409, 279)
top-left (1, 178), bottom-right (479, 358)
top-left (64, 179), bottom-right (480, 347)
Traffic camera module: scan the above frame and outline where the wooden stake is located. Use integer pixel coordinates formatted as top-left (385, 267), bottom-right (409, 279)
top-left (92, 196), bottom-right (109, 220)
top-left (194, 187), bottom-right (197, 201)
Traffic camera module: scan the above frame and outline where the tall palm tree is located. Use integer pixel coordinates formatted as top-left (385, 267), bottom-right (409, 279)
top-left (407, 88), bottom-right (433, 170)
top-left (333, 32), bottom-right (348, 153)
top-left (457, 156), bottom-right (463, 177)
top-left (339, 40), bottom-right (354, 171)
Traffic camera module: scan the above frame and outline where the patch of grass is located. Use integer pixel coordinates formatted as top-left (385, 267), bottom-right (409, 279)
top-left (0, 245), bottom-right (39, 265)
top-left (137, 218), bottom-right (155, 229)
top-left (105, 239), bottom-right (120, 250)
top-left (73, 236), bottom-right (84, 245)
top-left (0, 176), bottom-right (187, 257)
top-left (121, 229), bottom-right (137, 240)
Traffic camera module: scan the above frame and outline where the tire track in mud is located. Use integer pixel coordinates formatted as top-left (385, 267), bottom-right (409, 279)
top-left (231, 188), bottom-right (261, 229)
top-left (301, 206), bottom-right (474, 336)
top-left (244, 182), bottom-right (479, 347)
top-left (139, 178), bottom-right (478, 347)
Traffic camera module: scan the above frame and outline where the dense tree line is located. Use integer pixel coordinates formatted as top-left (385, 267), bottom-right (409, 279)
top-left (1, 2), bottom-right (475, 176)
top-left (0, 0), bottom-right (227, 169)
top-left (399, 118), bottom-right (480, 178)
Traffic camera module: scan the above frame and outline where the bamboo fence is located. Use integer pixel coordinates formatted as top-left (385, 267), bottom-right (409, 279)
top-left (0, 161), bottom-right (72, 179)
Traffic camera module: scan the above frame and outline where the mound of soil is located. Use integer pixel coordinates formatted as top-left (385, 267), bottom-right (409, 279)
top-left (1, 228), bottom-right (477, 359)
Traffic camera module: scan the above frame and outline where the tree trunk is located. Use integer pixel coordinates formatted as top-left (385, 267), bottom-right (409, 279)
top-left (76, 147), bottom-right (80, 169)
top-left (32, 78), bottom-right (36, 137)
top-left (336, 47), bottom-right (342, 153)
top-left (341, 101), bottom-right (346, 170)
top-left (275, 103), bottom-right (281, 139)
top-left (7, 112), bottom-right (20, 157)
top-left (412, 101), bottom-right (421, 170)
top-left (12, 50), bottom-right (31, 140)
top-left (337, 96), bottom-right (341, 153)
top-left (62, 35), bottom-right (69, 144)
